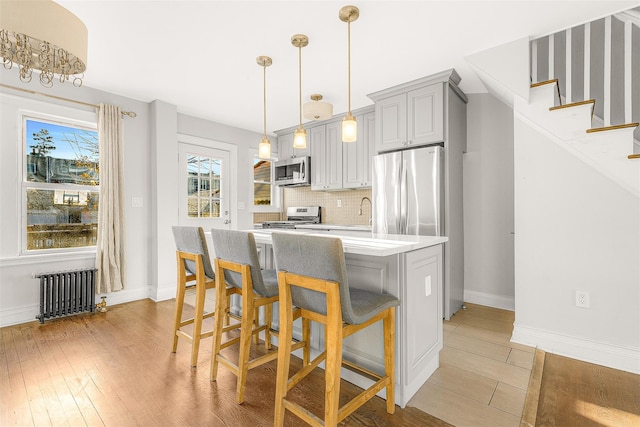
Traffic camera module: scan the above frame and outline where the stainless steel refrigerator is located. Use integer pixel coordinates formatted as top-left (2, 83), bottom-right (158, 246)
top-left (372, 145), bottom-right (444, 236)
top-left (373, 145), bottom-right (462, 320)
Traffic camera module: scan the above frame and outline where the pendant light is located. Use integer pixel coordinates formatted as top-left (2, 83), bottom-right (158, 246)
top-left (291, 34), bottom-right (309, 149)
top-left (257, 56), bottom-right (272, 159)
top-left (340, 5), bottom-right (359, 143)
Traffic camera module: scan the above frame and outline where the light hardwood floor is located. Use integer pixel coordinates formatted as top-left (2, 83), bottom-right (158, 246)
top-left (408, 303), bottom-right (534, 427)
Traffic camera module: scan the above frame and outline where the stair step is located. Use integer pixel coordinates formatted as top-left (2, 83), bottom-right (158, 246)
top-left (587, 123), bottom-right (639, 133)
top-left (549, 99), bottom-right (595, 114)
top-left (530, 79), bottom-right (558, 88)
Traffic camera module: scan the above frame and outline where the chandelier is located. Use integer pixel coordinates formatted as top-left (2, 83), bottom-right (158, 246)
top-left (0, 0), bottom-right (88, 88)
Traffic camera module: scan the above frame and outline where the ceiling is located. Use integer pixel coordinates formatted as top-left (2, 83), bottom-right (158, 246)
top-left (56, 0), bottom-right (640, 135)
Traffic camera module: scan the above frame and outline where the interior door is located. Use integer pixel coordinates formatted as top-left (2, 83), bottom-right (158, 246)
top-left (178, 143), bottom-right (231, 230)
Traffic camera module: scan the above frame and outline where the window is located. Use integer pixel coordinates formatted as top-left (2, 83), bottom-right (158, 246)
top-left (186, 154), bottom-right (222, 218)
top-left (253, 158), bottom-right (273, 206)
top-left (23, 117), bottom-right (99, 252)
top-left (252, 155), bottom-right (280, 212)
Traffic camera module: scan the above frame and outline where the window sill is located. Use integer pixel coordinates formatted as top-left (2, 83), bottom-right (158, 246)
top-left (0, 250), bottom-right (96, 267)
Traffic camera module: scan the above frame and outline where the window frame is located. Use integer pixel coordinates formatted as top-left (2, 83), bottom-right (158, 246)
top-left (20, 113), bottom-right (99, 255)
top-left (250, 148), bottom-right (281, 213)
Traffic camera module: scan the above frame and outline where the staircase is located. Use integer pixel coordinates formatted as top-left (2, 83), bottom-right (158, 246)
top-left (514, 78), bottom-right (639, 197)
top-left (522, 9), bottom-right (640, 197)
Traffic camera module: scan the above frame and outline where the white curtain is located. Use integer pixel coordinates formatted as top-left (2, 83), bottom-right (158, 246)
top-left (95, 104), bottom-right (126, 293)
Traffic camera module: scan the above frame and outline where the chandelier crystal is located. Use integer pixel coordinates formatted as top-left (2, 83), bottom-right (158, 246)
top-left (0, 1), bottom-right (87, 88)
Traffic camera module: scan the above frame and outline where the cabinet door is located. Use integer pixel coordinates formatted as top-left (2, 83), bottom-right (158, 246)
top-left (404, 245), bottom-right (443, 381)
top-left (407, 84), bottom-right (444, 146)
top-left (324, 121), bottom-right (343, 190)
top-left (309, 125), bottom-right (326, 190)
top-left (277, 132), bottom-right (294, 160)
top-left (343, 112), bottom-right (375, 189)
top-left (375, 93), bottom-right (407, 153)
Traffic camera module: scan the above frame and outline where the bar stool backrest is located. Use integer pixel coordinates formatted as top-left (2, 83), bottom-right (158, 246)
top-left (272, 232), bottom-right (362, 324)
top-left (172, 226), bottom-right (215, 280)
top-left (211, 229), bottom-right (271, 297)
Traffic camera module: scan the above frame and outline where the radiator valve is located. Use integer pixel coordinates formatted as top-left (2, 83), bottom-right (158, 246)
top-left (96, 296), bottom-right (108, 312)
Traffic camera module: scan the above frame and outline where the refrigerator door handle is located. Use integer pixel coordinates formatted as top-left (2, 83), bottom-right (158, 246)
top-left (399, 159), bottom-right (407, 233)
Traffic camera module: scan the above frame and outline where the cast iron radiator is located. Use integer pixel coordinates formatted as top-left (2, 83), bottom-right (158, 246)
top-left (36, 268), bottom-right (97, 323)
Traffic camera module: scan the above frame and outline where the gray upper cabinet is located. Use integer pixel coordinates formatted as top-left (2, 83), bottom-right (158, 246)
top-left (374, 83), bottom-right (443, 153)
top-left (275, 105), bottom-right (375, 191)
top-left (311, 122), bottom-right (342, 191)
top-left (343, 111), bottom-right (375, 188)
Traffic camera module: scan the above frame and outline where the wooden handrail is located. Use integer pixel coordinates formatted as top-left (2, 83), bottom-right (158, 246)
top-left (628, 154), bottom-right (640, 159)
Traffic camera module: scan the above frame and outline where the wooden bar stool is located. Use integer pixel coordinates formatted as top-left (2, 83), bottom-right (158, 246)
top-left (171, 226), bottom-right (222, 367)
top-left (209, 229), bottom-right (309, 404)
top-left (272, 233), bottom-right (400, 426)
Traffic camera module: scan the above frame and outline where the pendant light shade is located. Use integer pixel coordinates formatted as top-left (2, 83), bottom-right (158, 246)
top-left (291, 34), bottom-right (309, 149)
top-left (342, 113), bottom-right (357, 143)
top-left (257, 56), bottom-right (272, 159)
top-left (340, 5), bottom-right (359, 143)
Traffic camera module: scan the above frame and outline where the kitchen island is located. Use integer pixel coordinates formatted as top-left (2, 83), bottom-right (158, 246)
top-left (250, 229), bottom-right (447, 407)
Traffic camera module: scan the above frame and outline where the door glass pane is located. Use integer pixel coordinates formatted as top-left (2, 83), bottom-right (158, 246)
top-left (185, 154), bottom-right (223, 218)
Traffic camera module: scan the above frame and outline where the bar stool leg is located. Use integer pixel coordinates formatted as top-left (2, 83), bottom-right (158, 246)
top-left (190, 274), bottom-right (206, 367)
top-left (324, 298), bottom-right (343, 425)
top-left (384, 308), bottom-right (396, 414)
top-left (302, 317), bottom-right (311, 366)
top-left (264, 303), bottom-right (272, 350)
top-left (236, 282), bottom-right (256, 403)
top-left (274, 285), bottom-right (294, 426)
top-left (210, 280), bottom-right (227, 382)
top-left (172, 259), bottom-right (186, 353)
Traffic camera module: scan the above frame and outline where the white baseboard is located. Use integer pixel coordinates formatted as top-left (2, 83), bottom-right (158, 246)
top-left (464, 289), bottom-right (515, 311)
top-left (512, 324), bottom-right (640, 375)
top-left (1, 287), bottom-right (151, 328)
top-left (150, 284), bottom-right (177, 302)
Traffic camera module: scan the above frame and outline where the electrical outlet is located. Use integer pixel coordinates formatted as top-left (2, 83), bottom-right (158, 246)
top-left (337, 199), bottom-right (342, 208)
top-left (575, 291), bottom-right (590, 308)
top-left (424, 276), bottom-right (432, 297)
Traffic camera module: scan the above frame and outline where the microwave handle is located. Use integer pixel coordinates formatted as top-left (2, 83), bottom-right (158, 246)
top-left (301, 159), bottom-right (305, 179)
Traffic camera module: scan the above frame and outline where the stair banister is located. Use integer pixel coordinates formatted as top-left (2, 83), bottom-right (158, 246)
top-left (604, 16), bottom-right (612, 127)
top-left (583, 22), bottom-right (590, 100)
top-left (624, 20), bottom-right (632, 124)
top-left (565, 28), bottom-right (572, 104)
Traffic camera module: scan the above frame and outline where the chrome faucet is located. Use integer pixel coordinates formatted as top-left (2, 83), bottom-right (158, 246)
top-left (359, 197), bottom-right (372, 225)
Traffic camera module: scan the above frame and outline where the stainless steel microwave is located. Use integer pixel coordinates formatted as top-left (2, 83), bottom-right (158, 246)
top-left (274, 156), bottom-right (311, 187)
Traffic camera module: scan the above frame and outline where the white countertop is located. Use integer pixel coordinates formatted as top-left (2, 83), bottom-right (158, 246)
top-left (294, 224), bottom-right (373, 232)
top-left (248, 229), bottom-right (447, 257)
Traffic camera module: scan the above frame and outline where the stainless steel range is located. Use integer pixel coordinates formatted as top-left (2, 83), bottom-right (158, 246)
top-left (262, 206), bottom-right (321, 229)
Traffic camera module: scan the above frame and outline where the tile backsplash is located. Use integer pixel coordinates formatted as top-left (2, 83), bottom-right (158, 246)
top-left (253, 187), bottom-right (373, 225)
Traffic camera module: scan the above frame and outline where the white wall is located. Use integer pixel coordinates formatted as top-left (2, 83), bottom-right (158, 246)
top-left (0, 75), bottom-right (151, 326)
top-left (463, 94), bottom-right (515, 310)
top-left (512, 116), bottom-right (640, 374)
top-left (0, 76), bottom-right (266, 327)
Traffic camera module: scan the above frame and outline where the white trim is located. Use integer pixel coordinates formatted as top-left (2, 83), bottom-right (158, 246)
top-left (0, 288), bottom-right (150, 328)
top-left (548, 33), bottom-right (554, 80)
top-left (512, 324), bottom-right (640, 374)
top-left (464, 289), bottom-right (515, 311)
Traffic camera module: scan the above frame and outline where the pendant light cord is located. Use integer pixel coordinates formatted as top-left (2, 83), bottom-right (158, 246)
top-left (263, 63), bottom-right (267, 138)
top-left (298, 45), bottom-right (303, 128)
top-left (348, 18), bottom-right (352, 115)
